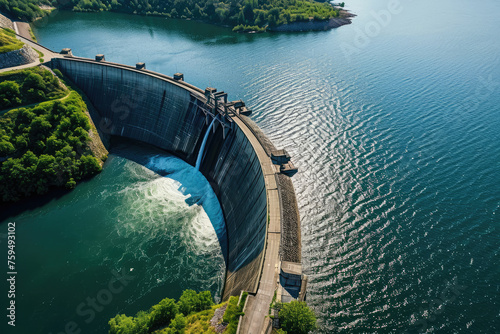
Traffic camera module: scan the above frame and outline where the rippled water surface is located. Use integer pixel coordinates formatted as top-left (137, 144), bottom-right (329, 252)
top-left (18, 0), bottom-right (500, 332)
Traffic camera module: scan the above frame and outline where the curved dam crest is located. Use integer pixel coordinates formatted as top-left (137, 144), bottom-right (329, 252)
top-left (49, 53), bottom-right (304, 329)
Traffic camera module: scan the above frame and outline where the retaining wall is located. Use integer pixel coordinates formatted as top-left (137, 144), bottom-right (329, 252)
top-left (0, 45), bottom-right (38, 69)
top-left (0, 12), bottom-right (14, 30)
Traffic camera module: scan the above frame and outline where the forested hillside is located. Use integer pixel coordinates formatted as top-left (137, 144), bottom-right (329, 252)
top-left (0, 67), bottom-right (105, 202)
top-left (0, 0), bottom-right (48, 21)
top-left (0, 0), bottom-right (342, 31)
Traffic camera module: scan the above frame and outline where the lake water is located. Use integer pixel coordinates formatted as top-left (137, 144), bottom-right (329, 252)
top-left (5, 0), bottom-right (500, 332)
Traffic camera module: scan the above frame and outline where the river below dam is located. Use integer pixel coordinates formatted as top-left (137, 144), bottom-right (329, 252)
top-left (2, 0), bottom-right (500, 332)
top-left (0, 140), bottom-right (226, 333)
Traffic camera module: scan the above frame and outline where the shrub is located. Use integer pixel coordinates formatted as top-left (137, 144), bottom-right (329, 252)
top-left (0, 81), bottom-right (21, 107)
top-left (148, 298), bottom-right (178, 331)
top-left (222, 293), bottom-right (247, 334)
top-left (177, 290), bottom-right (213, 316)
top-left (164, 313), bottom-right (187, 333)
top-left (109, 314), bottom-right (136, 334)
top-left (232, 24), bottom-right (244, 32)
top-left (53, 69), bottom-right (63, 78)
top-left (279, 301), bottom-right (317, 334)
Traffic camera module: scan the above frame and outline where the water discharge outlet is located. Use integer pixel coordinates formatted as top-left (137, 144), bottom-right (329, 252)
top-left (196, 117), bottom-right (217, 170)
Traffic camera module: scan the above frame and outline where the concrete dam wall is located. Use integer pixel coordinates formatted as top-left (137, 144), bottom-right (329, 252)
top-left (51, 57), bottom-right (269, 299)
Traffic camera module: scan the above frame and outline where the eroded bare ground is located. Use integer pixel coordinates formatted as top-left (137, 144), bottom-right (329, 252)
top-left (210, 304), bottom-right (228, 333)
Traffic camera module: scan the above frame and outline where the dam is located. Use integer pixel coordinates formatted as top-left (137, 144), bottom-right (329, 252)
top-left (47, 49), bottom-right (305, 332)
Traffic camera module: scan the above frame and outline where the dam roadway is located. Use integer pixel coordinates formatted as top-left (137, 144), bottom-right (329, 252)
top-left (2, 34), bottom-right (304, 333)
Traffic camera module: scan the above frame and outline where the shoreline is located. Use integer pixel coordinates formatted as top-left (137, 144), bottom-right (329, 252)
top-left (268, 10), bottom-right (354, 32)
top-left (51, 7), bottom-right (355, 34)
top-left (268, 8), bottom-right (355, 32)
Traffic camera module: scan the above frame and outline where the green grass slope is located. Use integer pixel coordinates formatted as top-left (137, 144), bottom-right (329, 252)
top-left (0, 28), bottom-right (23, 54)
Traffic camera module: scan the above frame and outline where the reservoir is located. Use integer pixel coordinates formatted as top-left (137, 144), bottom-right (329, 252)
top-left (2, 0), bottom-right (500, 332)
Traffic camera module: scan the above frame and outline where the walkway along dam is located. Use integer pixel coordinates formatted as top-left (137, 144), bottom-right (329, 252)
top-left (45, 49), bottom-right (306, 333)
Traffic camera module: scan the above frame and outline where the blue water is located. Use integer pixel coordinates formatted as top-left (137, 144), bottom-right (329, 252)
top-left (196, 117), bottom-right (217, 170)
top-left (27, 0), bottom-right (500, 332)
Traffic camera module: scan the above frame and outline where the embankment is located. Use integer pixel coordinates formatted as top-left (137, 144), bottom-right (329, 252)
top-left (0, 45), bottom-right (38, 69)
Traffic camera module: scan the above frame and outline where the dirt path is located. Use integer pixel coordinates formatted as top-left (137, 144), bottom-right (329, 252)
top-left (0, 91), bottom-right (70, 115)
top-left (0, 75), bottom-right (70, 115)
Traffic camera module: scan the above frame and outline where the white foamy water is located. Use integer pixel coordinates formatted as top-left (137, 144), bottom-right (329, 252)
top-left (0, 149), bottom-right (227, 333)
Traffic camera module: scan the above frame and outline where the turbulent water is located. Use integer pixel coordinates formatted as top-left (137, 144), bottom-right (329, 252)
top-left (11, 0), bottom-right (500, 332)
top-left (0, 142), bottom-right (225, 333)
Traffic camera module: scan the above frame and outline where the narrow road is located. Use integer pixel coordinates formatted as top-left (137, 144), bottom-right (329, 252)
top-left (231, 115), bottom-right (282, 334)
top-left (0, 33), bottom-right (61, 73)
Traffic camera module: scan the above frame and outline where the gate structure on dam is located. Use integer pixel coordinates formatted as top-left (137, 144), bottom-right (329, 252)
top-left (50, 51), bottom-right (305, 333)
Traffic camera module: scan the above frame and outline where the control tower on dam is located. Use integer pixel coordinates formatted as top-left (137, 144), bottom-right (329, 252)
top-left (51, 52), bottom-right (306, 333)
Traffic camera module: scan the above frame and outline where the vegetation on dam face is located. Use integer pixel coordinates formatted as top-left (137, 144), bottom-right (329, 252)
top-left (108, 289), bottom-right (248, 334)
top-left (0, 67), bottom-right (105, 202)
top-left (0, 0), bottom-right (344, 32)
top-left (108, 288), bottom-right (316, 334)
top-left (0, 28), bottom-right (24, 54)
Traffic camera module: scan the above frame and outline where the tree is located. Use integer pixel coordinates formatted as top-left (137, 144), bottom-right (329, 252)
top-left (279, 301), bottom-right (317, 334)
top-left (242, 2), bottom-right (254, 23)
top-left (267, 13), bottom-right (277, 27)
top-left (1, 0), bottom-right (341, 32)
top-left (204, 1), bottom-right (216, 19)
top-left (132, 311), bottom-right (150, 334)
top-left (46, 135), bottom-right (64, 154)
top-left (65, 177), bottom-right (76, 189)
top-left (177, 290), bottom-right (213, 316)
top-left (165, 313), bottom-right (186, 333)
top-left (30, 116), bottom-right (52, 140)
top-left (109, 314), bottom-right (136, 334)
top-left (148, 298), bottom-right (178, 331)
top-left (254, 10), bottom-right (266, 26)
top-left (0, 140), bottom-right (15, 156)
top-left (23, 72), bottom-right (46, 90)
top-left (0, 81), bottom-right (21, 108)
